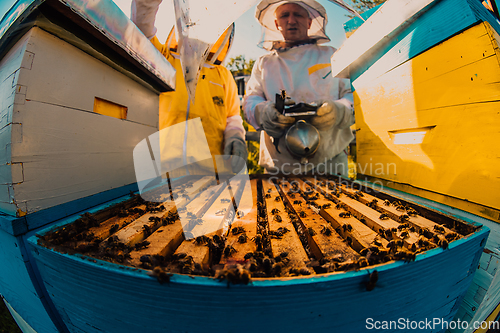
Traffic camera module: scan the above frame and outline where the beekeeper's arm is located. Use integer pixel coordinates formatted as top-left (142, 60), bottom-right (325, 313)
top-left (310, 78), bottom-right (355, 131)
top-left (220, 67), bottom-right (248, 173)
top-left (243, 58), bottom-right (295, 139)
top-left (131, 0), bottom-right (162, 39)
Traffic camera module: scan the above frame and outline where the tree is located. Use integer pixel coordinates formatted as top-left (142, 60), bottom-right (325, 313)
top-left (226, 55), bottom-right (255, 76)
top-left (349, 0), bottom-right (386, 14)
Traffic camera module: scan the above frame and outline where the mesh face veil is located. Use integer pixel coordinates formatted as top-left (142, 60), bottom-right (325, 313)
top-left (256, 0), bottom-right (329, 50)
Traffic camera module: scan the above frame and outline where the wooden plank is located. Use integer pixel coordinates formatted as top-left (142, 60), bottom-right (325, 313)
top-left (110, 177), bottom-right (213, 246)
top-left (219, 179), bottom-right (258, 264)
top-left (298, 181), bottom-right (389, 253)
top-left (330, 0), bottom-right (436, 78)
top-left (339, 183), bottom-right (459, 239)
top-left (286, 178), bottom-right (360, 262)
top-left (262, 179), bottom-right (312, 274)
top-left (308, 178), bottom-right (420, 249)
top-left (352, 22), bottom-right (500, 220)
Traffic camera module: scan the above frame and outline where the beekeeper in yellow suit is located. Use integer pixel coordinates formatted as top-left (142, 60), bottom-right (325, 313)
top-left (131, 0), bottom-right (247, 175)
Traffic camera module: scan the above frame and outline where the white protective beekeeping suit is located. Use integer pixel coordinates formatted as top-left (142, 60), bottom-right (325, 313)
top-left (243, 0), bottom-right (355, 176)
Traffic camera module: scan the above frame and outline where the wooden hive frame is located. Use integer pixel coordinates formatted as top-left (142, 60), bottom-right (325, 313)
top-left (36, 175), bottom-right (476, 285)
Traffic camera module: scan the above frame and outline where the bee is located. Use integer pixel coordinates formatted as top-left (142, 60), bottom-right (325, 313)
top-left (322, 203), bottom-right (332, 209)
top-left (293, 200), bottom-right (302, 206)
top-left (400, 231), bottom-right (409, 239)
top-left (368, 199), bottom-right (378, 209)
top-left (231, 226), bottom-right (245, 235)
top-left (383, 200), bottom-right (391, 206)
top-left (194, 235), bottom-right (209, 245)
top-left (109, 224), bottom-right (120, 234)
top-left (151, 266), bottom-right (173, 284)
top-left (299, 211), bottom-right (307, 218)
top-left (339, 211), bottom-right (352, 218)
top-left (335, 203), bottom-right (345, 210)
top-left (406, 207), bottom-right (418, 216)
top-left (238, 233), bottom-right (248, 243)
top-left (365, 270), bottom-right (378, 291)
top-left (269, 230), bottom-right (283, 239)
top-left (420, 228), bottom-right (434, 239)
top-left (320, 225), bottom-right (333, 236)
top-left (252, 235), bottom-right (263, 250)
top-left (308, 227), bottom-right (316, 236)
top-left (410, 243), bottom-right (417, 252)
top-left (216, 265), bottom-right (252, 285)
top-left (134, 240), bottom-right (150, 250)
top-left (417, 236), bottom-right (430, 248)
top-left (394, 250), bottom-right (416, 262)
top-left (395, 205), bottom-right (406, 212)
top-left (342, 223), bottom-right (353, 233)
top-left (398, 223), bottom-right (409, 230)
top-left (433, 225), bottom-right (445, 234)
top-left (265, 193), bottom-right (272, 199)
top-left (372, 239), bottom-right (383, 247)
top-left (357, 257), bottom-right (369, 268)
top-left (215, 208), bottom-right (226, 216)
top-left (438, 239), bottom-right (448, 250)
top-left (346, 236), bottom-right (353, 246)
top-left (142, 224), bottom-right (152, 236)
top-left (384, 229), bottom-right (393, 238)
top-left (267, 188), bottom-right (272, 193)
top-left (271, 208), bottom-right (280, 215)
top-left (274, 196), bottom-right (281, 202)
top-left (273, 215), bottom-right (282, 222)
top-left (379, 213), bottom-right (390, 220)
top-left (224, 245), bottom-right (237, 257)
top-left (355, 190), bottom-right (364, 197)
top-left (386, 240), bottom-right (398, 252)
top-left (400, 214), bottom-right (410, 222)
top-left (244, 252), bottom-right (253, 260)
top-left (445, 232), bottom-right (458, 241)
top-left (277, 227), bottom-right (290, 234)
top-left (289, 193), bottom-right (296, 198)
top-left (236, 210), bottom-right (245, 219)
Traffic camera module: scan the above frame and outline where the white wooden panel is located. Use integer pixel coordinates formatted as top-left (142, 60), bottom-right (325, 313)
top-left (15, 28), bottom-right (159, 127)
top-left (10, 101), bottom-right (156, 214)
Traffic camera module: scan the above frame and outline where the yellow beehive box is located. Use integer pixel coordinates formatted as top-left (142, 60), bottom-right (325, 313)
top-left (353, 21), bottom-right (500, 222)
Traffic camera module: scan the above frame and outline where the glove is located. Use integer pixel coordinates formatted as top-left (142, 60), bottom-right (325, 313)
top-left (254, 101), bottom-right (295, 139)
top-left (223, 130), bottom-right (248, 173)
top-left (310, 100), bottom-right (349, 131)
top-left (131, 0), bottom-right (163, 39)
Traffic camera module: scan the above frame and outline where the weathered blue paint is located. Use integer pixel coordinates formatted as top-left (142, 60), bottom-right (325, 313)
top-left (342, 4), bottom-right (381, 35)
top-left (345, 0), bottom-right (500, 85)
top-left (0, 228), bottom-right (64, 333)
top-left (27, 209), bottom-right (488, 333)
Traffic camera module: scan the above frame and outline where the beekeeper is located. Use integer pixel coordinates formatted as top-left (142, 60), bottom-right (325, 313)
top-left (131, 0), bottom-right (247, 174)
top-left (243, 0), bottom-right (354, 176)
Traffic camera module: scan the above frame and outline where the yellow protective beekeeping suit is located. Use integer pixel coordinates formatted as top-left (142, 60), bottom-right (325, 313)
top-left (151, 26), bottom-right (240, 160)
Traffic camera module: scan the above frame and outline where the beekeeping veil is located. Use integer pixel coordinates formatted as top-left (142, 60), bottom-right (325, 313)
top-left (173, 0), bottom-right (258, 102)
top-left (256, 0), bottom-right (357, 50)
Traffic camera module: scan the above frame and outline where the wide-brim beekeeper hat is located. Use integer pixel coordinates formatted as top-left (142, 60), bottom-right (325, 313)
top-left (256, 0), bottom-right (329, 50)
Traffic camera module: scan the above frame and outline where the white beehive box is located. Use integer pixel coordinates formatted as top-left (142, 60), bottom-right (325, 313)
top-left (0, 26), bottom-right (163, 216)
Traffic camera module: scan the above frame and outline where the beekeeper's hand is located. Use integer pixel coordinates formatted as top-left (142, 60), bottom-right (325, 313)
top-left (224, 130), bottom-right (248, 174)
top-left (254, 101), bottom-right (295, 138)
top-left (131, 0), bottom-right (162, 39)
top-left (310, 100), bottom-right (351, 131)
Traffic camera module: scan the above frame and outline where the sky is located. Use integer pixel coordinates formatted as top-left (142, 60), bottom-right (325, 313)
top-left (112, 0), bottom-right (356, 63)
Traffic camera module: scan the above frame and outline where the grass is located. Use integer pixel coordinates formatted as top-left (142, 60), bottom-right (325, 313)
top-left (0, 299), bottom-right (22, 333)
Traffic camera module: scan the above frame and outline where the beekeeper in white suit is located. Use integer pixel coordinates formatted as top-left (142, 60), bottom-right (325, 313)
top-left (243, 0), bottom-right (354, 176)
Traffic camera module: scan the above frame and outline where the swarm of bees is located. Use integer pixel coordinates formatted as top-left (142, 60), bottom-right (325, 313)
top-left (39, 177), bottom-right (472, 287)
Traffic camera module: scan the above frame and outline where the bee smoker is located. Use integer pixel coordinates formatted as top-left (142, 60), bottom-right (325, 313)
top-left (275, 91), bottom-right (320, 164)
